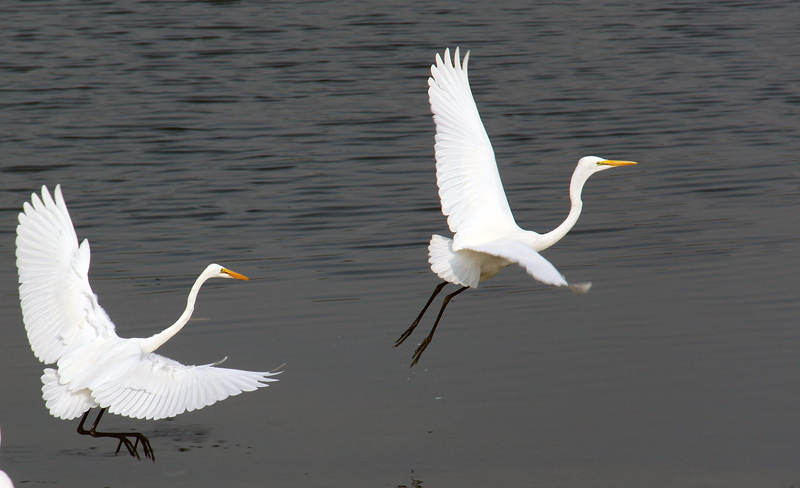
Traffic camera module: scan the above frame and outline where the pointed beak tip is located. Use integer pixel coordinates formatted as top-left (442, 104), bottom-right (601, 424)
top-left (223, 269), bottom-right (249, 281)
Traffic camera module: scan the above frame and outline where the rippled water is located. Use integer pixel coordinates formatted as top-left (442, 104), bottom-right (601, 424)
top-left (1, 1), bottom-right (799, 487)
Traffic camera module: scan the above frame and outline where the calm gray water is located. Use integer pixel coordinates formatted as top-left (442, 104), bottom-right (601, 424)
top-left (1, 1), bottom-right (799, 487)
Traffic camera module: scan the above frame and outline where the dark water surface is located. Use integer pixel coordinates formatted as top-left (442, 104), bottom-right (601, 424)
top-left (1, 1), bottom-right (799, 487)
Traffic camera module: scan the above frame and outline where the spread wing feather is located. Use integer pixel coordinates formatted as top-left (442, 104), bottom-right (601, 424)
top-left (464, 239), bottom-right (568, 287)
top-left (88, 353), bottom-right (278, 420)
top-left (429, 47), bottom-right (519, 247)
top-left (16, 185), bottom-right (117, 365)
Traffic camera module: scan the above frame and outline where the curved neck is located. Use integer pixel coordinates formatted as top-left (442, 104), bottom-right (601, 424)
top-left (139, 272), bottom-right (212, 353)
top-left (537, 169), bottom-right (589, 251)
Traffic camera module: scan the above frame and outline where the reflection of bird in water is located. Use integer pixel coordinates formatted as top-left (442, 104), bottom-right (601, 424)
top-left (0, 427), bottom-right (14, 488)
top-left (396, 48), bottom-right (637, 366)
top-left (16, 185), bottom-right (279, 461)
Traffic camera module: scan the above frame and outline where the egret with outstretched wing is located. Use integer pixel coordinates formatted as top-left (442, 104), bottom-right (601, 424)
top-left (16, 185), bottom-right (279, 460)
top-left (396, 48), bottom-right (637, 366)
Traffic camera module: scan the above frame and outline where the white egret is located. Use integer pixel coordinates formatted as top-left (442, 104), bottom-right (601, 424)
top-left (396, 48), bottom-right (637, 366)
top-left (0, 427), bottom-right (13, 488)
top-left (16, 185), bottom-right (279, 461)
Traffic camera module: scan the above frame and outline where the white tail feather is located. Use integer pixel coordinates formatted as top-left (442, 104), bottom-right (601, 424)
top-left (41, 368), bottom-right (97, 420)
top-left (428, 235), bottom-right (480, 288)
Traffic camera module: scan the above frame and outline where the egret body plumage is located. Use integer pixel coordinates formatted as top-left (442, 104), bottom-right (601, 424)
top-left (396, 48), bottom-right (637, 366)
top-left (16, 185), bottom-right (279, 460)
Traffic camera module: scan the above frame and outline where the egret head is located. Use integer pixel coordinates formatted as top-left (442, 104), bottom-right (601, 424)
top-left (569, 156), bottom-right (637, 193)
top-left (205, 263), bottom-right (249, 281)
top-left (579, 156), bottom-right (637, 174)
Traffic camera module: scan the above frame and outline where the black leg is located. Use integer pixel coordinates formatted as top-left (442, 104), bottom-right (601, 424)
top-left (410, 285), bottom-right (468, 367)
top-left (77, 408), bottom-right (155, 462)
top-left (395, 281), bottom-right (449, 347)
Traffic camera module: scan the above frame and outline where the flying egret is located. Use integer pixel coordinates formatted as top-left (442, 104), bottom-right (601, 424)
top-left (395, 47), bottom-right (637, 366)
top-left (0, 427), bottom-right (13, 488)
top-left (16, 185), bottom-right (279, 461)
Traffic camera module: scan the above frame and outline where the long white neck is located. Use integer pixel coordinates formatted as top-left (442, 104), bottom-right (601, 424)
top-left (139, 271), bottom-right (214, 353)
top-left (535, 167), bottom-right (591, 251)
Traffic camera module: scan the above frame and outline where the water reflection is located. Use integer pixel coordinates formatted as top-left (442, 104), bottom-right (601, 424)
top-left (396, 470), bottom-right (424, 488)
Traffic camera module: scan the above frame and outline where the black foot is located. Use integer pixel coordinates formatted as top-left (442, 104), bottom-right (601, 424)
top-left (113, 432), bottom-right (155, 461)
top-left (77, 408), bottom-right (156, 462)
top-left (396, 282), bottom-right (449, 347)
top-left (401, 284), bottom-right (468, 367)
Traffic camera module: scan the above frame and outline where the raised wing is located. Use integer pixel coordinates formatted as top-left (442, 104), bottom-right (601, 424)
top-left (16, 185), bottom-right (118, 365)
top-left (429, 47), bottom-right (518, 247)
top-left (88, 353), bottom-right (279, 420)
top-left (465, 238), bottom-right (570, 288)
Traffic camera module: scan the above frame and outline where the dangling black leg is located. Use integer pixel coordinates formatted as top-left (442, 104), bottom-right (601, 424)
top-left (76, 408), bottom-right (155, 462)
top-left (396, 281), bottom-right (449, 347)
top-left (410, 285), bottom-right (468, 367)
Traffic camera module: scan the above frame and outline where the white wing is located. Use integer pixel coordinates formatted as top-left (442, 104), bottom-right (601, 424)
top-left (87, 353), bottom-right (279, 420)
top-left (465, 238), bottom-right (568, 288)
top-left (429, 47), bottom-right (519, 248)
top-left (16, 185), bottom-right (118, 365)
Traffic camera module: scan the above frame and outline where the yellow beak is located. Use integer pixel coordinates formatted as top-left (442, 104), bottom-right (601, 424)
top-left (222, 268), bottom-right (249, 281)
top-left (601, 160), bottom-right (638, 166)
